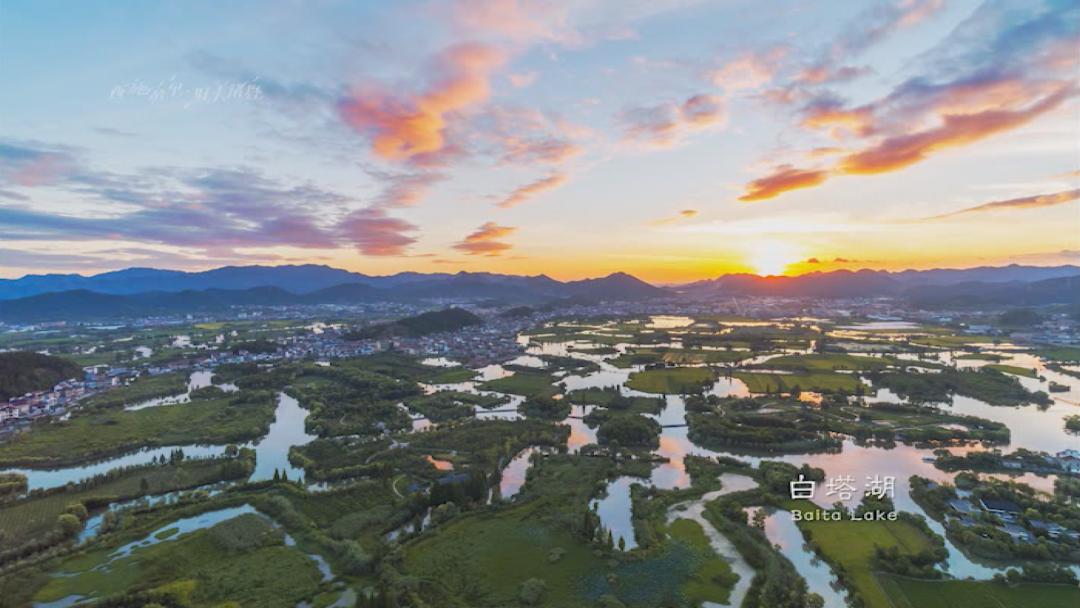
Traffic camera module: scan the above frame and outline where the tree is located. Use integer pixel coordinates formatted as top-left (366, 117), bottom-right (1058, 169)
top-left (64, 502), bottom-right (88, 521)
top-left (139, 477), bottom-right (150, 493)
top-left (57, 513), bottom-right (83, 537)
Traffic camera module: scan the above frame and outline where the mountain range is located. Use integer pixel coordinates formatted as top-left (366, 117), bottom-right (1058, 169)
top-left (0, 269), bottom-right (668, 322)
top-left (0, 263), bottom-right (1077, 322)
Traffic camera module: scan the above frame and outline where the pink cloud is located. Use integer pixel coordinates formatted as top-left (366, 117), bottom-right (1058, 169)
top-left (369, 171), bottom-right (446, 208)
top-left (622, 94), bottom-right (726, 147)
top-left (338, 207), bottom-right (418, 256)
top-left (496, 172), bottom-right (567, 208)
top-left (928, 189), bottom-right (1080, 220)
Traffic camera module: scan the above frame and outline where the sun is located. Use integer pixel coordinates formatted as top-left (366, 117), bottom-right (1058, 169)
top-left (745, 241), bottom-right (802, 276)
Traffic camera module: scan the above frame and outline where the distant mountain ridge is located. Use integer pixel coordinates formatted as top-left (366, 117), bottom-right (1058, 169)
top-left (0, 264), bottom-right (1077, 322)
top-left (0, 271), bottom-right (668, 322)
top-left (3, 263), bottom-right (1076, 301)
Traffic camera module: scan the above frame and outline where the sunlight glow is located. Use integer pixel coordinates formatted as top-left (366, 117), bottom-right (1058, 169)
top-left (745, 241), bottom-right (804, 276)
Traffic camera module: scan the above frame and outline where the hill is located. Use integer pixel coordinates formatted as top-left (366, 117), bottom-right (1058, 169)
top-left (905, 275), bottom-right (1080, 308)
top-left (344, 308), bottom-right (483, 340)
top-left (0, 352), bottom-right (83, 401)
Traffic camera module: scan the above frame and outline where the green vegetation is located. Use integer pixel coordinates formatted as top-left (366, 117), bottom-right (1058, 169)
top-left (279, 358), bottom-right (426, 437)
top-left (346, 307), bottom-right (482, 339)
top-left (956, 353), bottom-right (1004, 361)
top-left (596, 414), bottom-right (661, 447)
top-left (0, 392), bottom-right (277, 467)
top-left (666, 518), bottom-right (739, 605)
top-left (1034, 345), bottom-right (1080, 362)
top-left (32, 512), bottom-right (325, 607)
top-left (911, 334), bottom-right (996, 348)
top-left (626, 367), bottom-right (715, 394)
top-left (611, 347), bottom-right (748, 368)
top-left (998, 309), bottom-right (1043, 328)
top-left (566, 387), bottom-right (663, 414)
top-left (761, 353), bottom-right (940, 372)
top-left (686, 395), bottom-right (1006, 451)
top-left (0, 453), bottom-right (254, 567)
top-left (872, 368), bottom-right (1051, 406)
top-left (880, 574), bottom-right (1080, 608)
top-left (479, 370), bottom-right (557, 397)
top-left (400, 453), bottom-right (740, 607)
top-left (425, 366), bottom-right (478, 383)
top-left (791, 500), bottom-right (942, 608)
top-left (0, 351), bottom-right (82, 400)
top-left (1066, 415), bottom-right (1080, 433)
top-left (986, 364), bottom-right (1039, 378)
top-left (734, 371), bottom-right (864, 394)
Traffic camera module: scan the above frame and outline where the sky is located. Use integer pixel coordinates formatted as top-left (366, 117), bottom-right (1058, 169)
top-left (0, 0), bottom-right (1078, 283)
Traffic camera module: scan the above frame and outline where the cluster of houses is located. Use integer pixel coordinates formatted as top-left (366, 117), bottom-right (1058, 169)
top-left (945, 485), bottom-right (1080, 544)
top-left (0, 370), bottom-right (120, 427)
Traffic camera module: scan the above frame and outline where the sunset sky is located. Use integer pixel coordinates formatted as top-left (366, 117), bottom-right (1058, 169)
top-left (1, 0), bottom-right (1078, 283)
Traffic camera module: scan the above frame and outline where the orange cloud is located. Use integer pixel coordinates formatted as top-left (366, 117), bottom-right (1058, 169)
top-left (338, 42), bottom-right (506, 164)
top-left (840, 85), bottom-right (1072, 175)
top-left (744, 79), bottom-right (1074, 201)
top-left (928, 189), bottom-right (1080, 220)
top-left (453, 221), bottom-right (517, 255)
top-left (739, 166), bottom-right (829, 202)
top-left (496, 172), bottom-right (567, 208)
top-left (800, 104), bottom-right (875, 138)
top-left (649, 209), bottom-right (699, 226)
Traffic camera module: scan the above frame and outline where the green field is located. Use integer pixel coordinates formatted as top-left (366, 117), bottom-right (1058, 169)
top-left (403, 490), bottom-right (738, 606)
top-left (479, 371), bottom-right (557, 397)
top-left (425, 366), bottom-right (478, 383)
top-left (33, 513), bottom-right (325, 607)
top-left (612, 348), bottom-right (749, 368)
top-left (880, 576), bottom-right (1080, 608)
top-left (626, 367), bottom-right (716, 393)
top-left (985, 364), bottom-right (1039, 378)
top-left (790, 503), bottom-right (936, 608)
top-left (0, 394), bottom-right (276, 467)
top-left (955, 353), bottom-right (1003, 361)
top-left (1034, 346), bottom-right (1080, 362)
top-left (667, 518), bottom-right (738, 605)
top-left (912, 334), bottom-right (996, 348)
top-left (734, 371), bottom-right (863, 394)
